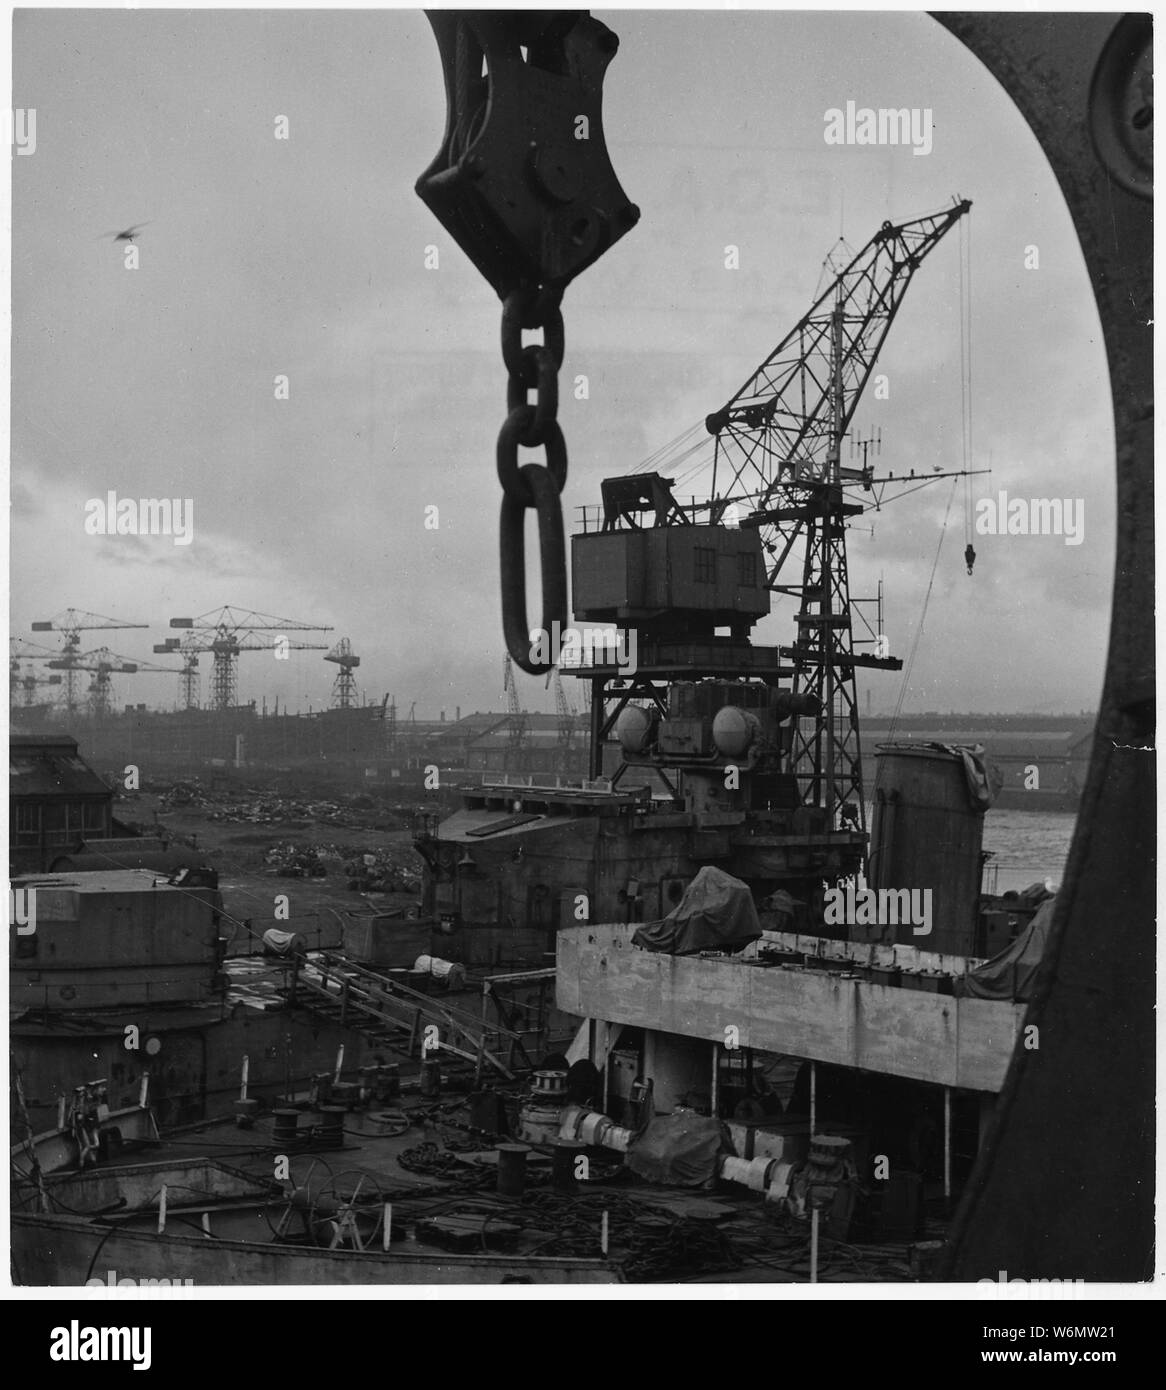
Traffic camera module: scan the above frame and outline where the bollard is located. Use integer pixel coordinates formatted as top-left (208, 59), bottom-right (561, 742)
top-left (419, 1058), bottom-right (442, 1098)
top-left (272, 1108), bottom-right (300, 1146)
top-left (316, 1105), bottom-right (346, 1150)
top-left (234, 1097), bottom-right (260, 1129)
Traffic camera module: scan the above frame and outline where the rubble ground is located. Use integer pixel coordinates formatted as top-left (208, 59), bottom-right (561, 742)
top-left (117, 780), bottom-right (430, 950)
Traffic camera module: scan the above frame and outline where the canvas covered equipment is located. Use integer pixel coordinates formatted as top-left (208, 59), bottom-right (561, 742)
top-left (632, 865), bottom-right (762, 955)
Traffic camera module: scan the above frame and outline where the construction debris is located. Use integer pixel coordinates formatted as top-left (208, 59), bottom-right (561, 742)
top-left (153, 778), bottom-right (412, 830)
top-left (261, 840), bottom-right (421, 892)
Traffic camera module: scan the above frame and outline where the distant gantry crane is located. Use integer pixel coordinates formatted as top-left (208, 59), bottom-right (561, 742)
top-left (503, 653), bottom-right (527, 750)
top-left (16, 668), bottom-right (63, 707)
top-left (381, 693), bottom-right (398, 753)
top-left (154, 636), bottom-right (204, 711)
top-left (552, 668), bottom-right (576, 751)
top-left (324, 638), bottom-right (361, 710)
top-left (30, 609), bottom-right (148, 715)
top-left (157, 606), bottom-right (333, 712)
top-left (51, 647), bottom-right (182, 718)
top-left (9, 639), bottom-right (62, 709)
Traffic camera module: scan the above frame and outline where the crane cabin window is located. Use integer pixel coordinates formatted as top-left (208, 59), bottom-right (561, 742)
top-left (694, 547), bottom-right (717, 584)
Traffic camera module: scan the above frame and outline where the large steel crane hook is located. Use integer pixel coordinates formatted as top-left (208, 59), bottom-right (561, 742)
top-left (416, 11), bottom-right (639, 675)
top-left (416, 10), bottom-right (639, 299)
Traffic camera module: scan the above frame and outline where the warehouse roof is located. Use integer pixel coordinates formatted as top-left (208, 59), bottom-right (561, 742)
top-left (9, 735), bottom-right (112, 799)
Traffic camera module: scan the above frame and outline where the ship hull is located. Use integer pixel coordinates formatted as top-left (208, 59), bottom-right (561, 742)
top-left (11, 1213), bottom-right (622, 1286)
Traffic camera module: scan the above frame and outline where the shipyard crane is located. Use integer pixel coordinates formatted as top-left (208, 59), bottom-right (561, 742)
top-left (502, 653), bottom-right (527, 750)
top-left (12, 667), bottom-right (63, 709)
top-left (9, 640), bottom-right (63, 710)
top-left (45, 646), bottom-right (181, 718)
top-left (324, 638), bottom-right (362, 710)
top-left (698, 200), bottom-right (982, 831)
top-left (552, 667), bottom-right (576, 753)
top-left (152, 634), bottom-right (203, 711)
top-left (29, 609), bottom-right (149, 715)
top-left (157, 607), bottom-right (333, 712)
top-left (381, 693), bottom-right (398, 753)
top-left (591, 207), bottom-right (983, 834)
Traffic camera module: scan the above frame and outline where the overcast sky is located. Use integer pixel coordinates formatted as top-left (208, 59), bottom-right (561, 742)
top-left (11, 8), bottom-right (1115, 719)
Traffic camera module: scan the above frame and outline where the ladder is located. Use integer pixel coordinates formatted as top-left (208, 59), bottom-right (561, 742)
top-left (287, 954), bottom-right (523, 1081)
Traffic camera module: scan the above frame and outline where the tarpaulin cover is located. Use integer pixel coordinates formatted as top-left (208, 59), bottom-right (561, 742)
top-left (625, 1110), bottom-right (725, 1187)
top-left (958, 897), bottom-right (1054, 1001)
top-left (261, 928), bottom-right (303, 956)
top-left (632, 865), bottom-right (762, 955)
top-left (933, 742), bottom-right (1003, 811)
top-left (761, 889), bottom-right (802, 923)
top-left (1014, 880), bottom-right (1055, 909)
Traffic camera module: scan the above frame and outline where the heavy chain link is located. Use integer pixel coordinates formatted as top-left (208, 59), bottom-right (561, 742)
top-left (416, 13), bottom-right (638, 677)
top-left (497, 285), bottom-right (568, 675)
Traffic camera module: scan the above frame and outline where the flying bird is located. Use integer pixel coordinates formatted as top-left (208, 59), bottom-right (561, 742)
top-left (98, 222), bottom-right (151, 243)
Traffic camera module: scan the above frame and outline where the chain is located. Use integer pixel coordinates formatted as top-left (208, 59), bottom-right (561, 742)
top-left (497, 284), bottom-right (569, 676)
top-left (416, 13), bottom-right (638, 676)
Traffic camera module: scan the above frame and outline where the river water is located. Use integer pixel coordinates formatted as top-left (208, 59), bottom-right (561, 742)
top-left (980, 806), bottom-right (1078, 894)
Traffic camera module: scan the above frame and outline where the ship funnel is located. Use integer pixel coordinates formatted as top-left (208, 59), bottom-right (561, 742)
top-left (869, 743), bottom-right (997, 955)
